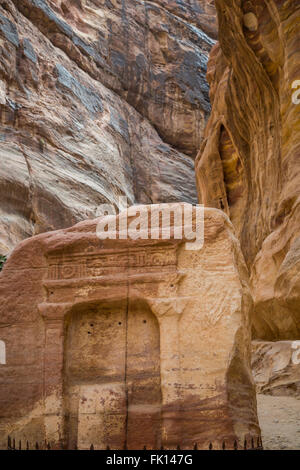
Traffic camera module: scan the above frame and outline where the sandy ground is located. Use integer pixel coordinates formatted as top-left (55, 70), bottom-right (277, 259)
top-left (257, 394), bottom-right (300, 450)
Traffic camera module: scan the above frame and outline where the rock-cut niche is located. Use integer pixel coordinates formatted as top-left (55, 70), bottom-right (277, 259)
top-left (63, 299), bottom-right (162, 449)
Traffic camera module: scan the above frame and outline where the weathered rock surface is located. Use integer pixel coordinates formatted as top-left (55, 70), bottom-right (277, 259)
top-left (252, 340), bottom-right (300, 398)
top-left (196, 0), bottom-right (300, 340)
top-left (0, 0), bottom-right (217, 254)
top-left (0, 205), bottom-right (260, 449)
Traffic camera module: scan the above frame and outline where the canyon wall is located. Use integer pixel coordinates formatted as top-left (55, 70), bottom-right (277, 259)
top-left (0, 0), bottom-right (217, 254)
top-left (196, 0), bottom-right (300, 341)
top-left (1, 0), bottom-right (298, 450)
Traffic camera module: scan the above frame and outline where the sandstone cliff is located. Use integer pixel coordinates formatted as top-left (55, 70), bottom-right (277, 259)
top-left (196, 0), bottom-right (300, 341)
top-left (0, 0), bottom-right (217, 254)
top-left (252, 340), bottom-right (300, 398)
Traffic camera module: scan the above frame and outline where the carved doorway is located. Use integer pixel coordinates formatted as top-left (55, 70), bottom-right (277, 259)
top-left (63, 299), bottom-right (162, 449)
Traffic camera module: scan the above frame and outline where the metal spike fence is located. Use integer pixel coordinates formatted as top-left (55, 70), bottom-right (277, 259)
top-left (7, 435), bottom-right (263, 450)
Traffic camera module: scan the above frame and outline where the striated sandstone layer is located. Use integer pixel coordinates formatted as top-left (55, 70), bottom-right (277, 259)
top-left (0, 205), bottom-right (260, 449)
top-left (0, 0), bottom-right (217, 254)
top-left (256, 395), bottom-right (300, 450)
top-left (252, 340), bottom-right (300, 398)
top-left (196, 0), bottom-right (300, 340)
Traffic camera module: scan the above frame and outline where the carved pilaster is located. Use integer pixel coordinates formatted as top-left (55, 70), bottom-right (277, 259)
top-left (38, 303), bottom-right (72, 446)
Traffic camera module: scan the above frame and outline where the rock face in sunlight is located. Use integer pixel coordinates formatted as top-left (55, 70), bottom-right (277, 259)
top-left (0, 0), bottom-right (217, 254)
top-left (196, 0), bottom-right (300, 340)
top-left (0, 205), bottom-right (260, 449)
